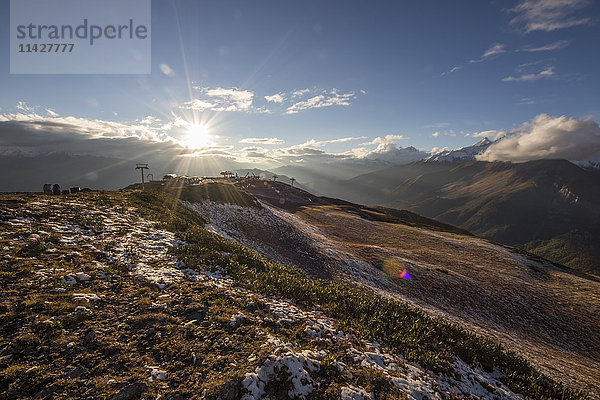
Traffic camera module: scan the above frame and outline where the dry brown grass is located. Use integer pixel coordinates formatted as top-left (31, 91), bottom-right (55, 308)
top-left (295, 204), bottom-right (600, 397)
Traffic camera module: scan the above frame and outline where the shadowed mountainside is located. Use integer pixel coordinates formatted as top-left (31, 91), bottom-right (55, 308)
top-left (332, 159), bottom-right (600, 274)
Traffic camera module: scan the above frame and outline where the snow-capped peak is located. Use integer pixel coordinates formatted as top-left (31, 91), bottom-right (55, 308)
top-left (424, 137), bottom-right (494, 162)
top-left (473, 137), bottom-right (492, 147)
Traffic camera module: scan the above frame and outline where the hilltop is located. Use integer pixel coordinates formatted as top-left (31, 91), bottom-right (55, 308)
top-left (0, 184), bottom-right (596, 399)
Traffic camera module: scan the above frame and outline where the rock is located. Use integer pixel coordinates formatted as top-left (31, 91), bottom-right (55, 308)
top-left (112, 382), bottom-right (146, 400)
top-left (229, 313), bottom-right (246, 328)
top-left (217, 380), bottom-right (240, 400)
top-left (34, 387), bottom-right (55, 399)
top-left (83, 330), bottom-right (96, 346)
top-left (163, 391), bottom-right (186, 400)
top-left (186, 309), bottom-right (206, 321)
top-left (66, 365), bottom-right (87, 378)
top-left (21, 346), bottom-right (37, 356)
top-left (148, 366), bottom-right (167, 381)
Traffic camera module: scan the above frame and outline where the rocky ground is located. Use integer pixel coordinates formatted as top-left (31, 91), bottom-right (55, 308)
top-left (0, 191), bottom-right (539, 400)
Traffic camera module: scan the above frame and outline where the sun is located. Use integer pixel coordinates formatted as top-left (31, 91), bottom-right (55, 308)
top-left (185, 123), bottom-right (211, 149)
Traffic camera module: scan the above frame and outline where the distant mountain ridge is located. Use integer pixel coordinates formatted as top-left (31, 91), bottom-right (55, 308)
top-left (425, 137), bottom-right (493, 162)
top-left (335, 159), bottom-right (600, 274)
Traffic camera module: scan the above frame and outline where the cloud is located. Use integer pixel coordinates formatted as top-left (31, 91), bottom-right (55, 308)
top-left (502, 66), bottom-right (555, 82)
top-left (240, 137), bottom-right (285, 145)
top-left (424, 122), bottom-right (450, 128)
top-left (349, 135), bottom-right (427, 164)
top-left (482, 43), bottom-right (506, 58)
top-left (519, 97), bottom-right (537, 105)
top-left (521, 40), bottom-right (570, 52)
top-left (45, 108), bottom-right (59, 117)
top-left (285, 89), bottom-right (356, 114)
top-left (299, 136), bottom-right (367, 147)
top-left (139, 115), bottom-right (162, 125)
top-left (510, 0), bottom-right (592, 32)
top-left (361, 135), bottom-right (404, 146)
top-left (264, 93), bottom-right (284, 103)
top-left (441, 66), bottom-right (461, 76)
top-left (239, 146), bottom-right (269, 158)
top-left (477, 114), bottom-right (600, 162)
top-left (0, 111), bottom-right (185, 161)
top-left (16, 101), bottom-right (35, 112)
top-left (472, 130), bottom-right (507, 141)
top-left (182, 87), bottom-right (254, 112)
top-left (444, 43), bottom-right (508, 75)
top-left (430, 146), bottom-right (449, 154)
top-left (470, 44), bottom-right (506, 63)
top-left (291, 89), bottom-right (311, 98)
top-left (265, 136), bottom-right (371, 164)
top-left (432, 132), bottom-right (440, 138)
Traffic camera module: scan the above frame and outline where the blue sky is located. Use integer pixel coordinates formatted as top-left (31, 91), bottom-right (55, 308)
top-left (1, 0), bottom-right (600, 169)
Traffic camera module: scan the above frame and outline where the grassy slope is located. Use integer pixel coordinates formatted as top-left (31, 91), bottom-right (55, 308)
top-left (343, 160), bottom-right (600, 274)
top-left (129, 187), bottom-right (587, 399)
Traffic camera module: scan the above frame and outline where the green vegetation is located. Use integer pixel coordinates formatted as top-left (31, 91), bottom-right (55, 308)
top-left (525, 233), bottom-right (600, 275)
top-left (128, 187), bottom-right (587, 400)
top-left (175, 182), bottom-right (258, 208)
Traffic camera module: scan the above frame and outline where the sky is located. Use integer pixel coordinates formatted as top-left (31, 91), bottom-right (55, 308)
top-left (1, 0), bottom-right (600, 176)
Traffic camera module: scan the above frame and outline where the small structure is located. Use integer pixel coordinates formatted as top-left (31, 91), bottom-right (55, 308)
top-left (135, 163), bottom-right (149, 190)
top-left (70, 186), bottom-right (81, 194)
top-left (272, 174), bottom-right (278, 182)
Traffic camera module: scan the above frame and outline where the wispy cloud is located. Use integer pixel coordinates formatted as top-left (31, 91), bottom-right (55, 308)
top-left (298, 136), bottom-right (367, 147)
top-left (424, 122), bottom-right (450, 128)
top-left (502, 66), bottom-right (555, 82)
top-left (443, 43), bottom-right (507, 75)
top-left (285, 89), bottom-right (356, 114)
top-left (519, 97), bottom-right (537, 105)
top-left (444, 38), bottom-right (569, 77)
top-left (483, 44), bottom-right (507, 58)
top-left (521, 39), bottom-right (570, 52)
top-left (240, 137), bottom-right (285, 145)
top-left (470, 43), bottom-right (506, 63)
top-left (510, 0), bottom-right (593, 33)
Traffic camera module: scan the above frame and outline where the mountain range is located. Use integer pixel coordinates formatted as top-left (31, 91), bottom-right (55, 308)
top-left (1, 138), bottom-right (599, 274)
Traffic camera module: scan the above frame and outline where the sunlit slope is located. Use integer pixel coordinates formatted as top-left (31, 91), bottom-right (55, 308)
top-left (185, 181), bottom-right (600, 397)
top-left (341, 159), bottom-right (600, 274)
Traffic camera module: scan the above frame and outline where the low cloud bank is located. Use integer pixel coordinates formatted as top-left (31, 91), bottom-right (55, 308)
top-left (478, 114), bottom-right (600, 162)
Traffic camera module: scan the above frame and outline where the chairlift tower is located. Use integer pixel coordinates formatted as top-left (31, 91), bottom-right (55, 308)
top-left (135, 163), bottom-right (149, 190)
top-left (290, 177), bottom-right (296, 187)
